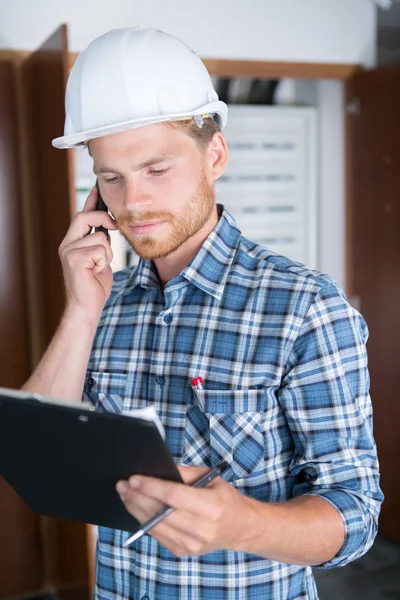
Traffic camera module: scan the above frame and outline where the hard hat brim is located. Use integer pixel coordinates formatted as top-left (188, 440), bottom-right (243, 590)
top-left (52, 101), bottom-right (228, 149)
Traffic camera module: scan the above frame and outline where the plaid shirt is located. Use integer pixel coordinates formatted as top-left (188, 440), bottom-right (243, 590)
top-left (84, 206), bottom-right (382, 600)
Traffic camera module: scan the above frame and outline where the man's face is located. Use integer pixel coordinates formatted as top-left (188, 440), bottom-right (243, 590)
top-left (90, 123), bottom-right (216, 260)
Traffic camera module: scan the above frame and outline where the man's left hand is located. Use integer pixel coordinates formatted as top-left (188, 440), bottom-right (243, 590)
top-left (116, 465), bottom-right (257, 556)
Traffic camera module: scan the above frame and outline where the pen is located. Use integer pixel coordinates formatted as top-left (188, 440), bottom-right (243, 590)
top-left (123, 461), bottom-right (227, 547)
top-left (191, 376), bottom-right (204, 409)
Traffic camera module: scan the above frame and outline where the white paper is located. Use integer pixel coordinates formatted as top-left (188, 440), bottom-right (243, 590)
top-left (122, 405), bottom-right (166, 440)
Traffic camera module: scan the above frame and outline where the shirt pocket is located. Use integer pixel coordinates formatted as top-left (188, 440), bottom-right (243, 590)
top-left (83, 371), bottom-right (128, 414)
top-left (183, 388), bottom-right (266, 482)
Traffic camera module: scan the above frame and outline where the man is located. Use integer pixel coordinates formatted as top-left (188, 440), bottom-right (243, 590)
top-left (26, 27), bottom-right (383, 599)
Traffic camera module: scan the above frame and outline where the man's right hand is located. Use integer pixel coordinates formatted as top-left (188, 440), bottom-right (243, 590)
top-left (59, 186), bottom-right (118, 319)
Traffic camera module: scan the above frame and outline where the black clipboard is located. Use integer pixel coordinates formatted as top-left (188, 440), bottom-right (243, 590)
top-left (0, 387), bottom-right (182, 533)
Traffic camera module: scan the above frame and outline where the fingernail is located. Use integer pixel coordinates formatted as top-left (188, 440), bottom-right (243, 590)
top-left (116, 481), bottom-right (128, 494)
top-left (128, 476), bottom-right (140, 489)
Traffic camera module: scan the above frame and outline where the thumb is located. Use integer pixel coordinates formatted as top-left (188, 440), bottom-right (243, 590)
top-left (177, 465), bottom-right (210, 485)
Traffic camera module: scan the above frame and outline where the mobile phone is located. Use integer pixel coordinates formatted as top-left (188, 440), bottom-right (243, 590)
top-left (95, 180), bottom-right (109, 240)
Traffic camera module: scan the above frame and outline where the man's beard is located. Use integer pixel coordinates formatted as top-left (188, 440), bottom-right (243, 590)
top-left (116, 169), bottom-right (215, 260)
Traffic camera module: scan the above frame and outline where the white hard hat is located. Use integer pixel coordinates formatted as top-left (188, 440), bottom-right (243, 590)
top-left (52, 27), bottom-right (228, 149)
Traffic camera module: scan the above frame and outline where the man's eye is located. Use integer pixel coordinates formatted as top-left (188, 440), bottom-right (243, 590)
top-left (104, 176), bottom-right (120, 184)
top-left (148, 168), bottom-right (169, 177)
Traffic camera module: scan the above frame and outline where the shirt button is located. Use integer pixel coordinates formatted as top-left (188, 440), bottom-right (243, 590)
top-left (87, 377), bottom-right (96, 389)
top-left (155, 375), bottom-right (165, 386)
top-left (141, 596), bottom-right (150, 600)
top-left (163, 313), bottom-right (173, 324)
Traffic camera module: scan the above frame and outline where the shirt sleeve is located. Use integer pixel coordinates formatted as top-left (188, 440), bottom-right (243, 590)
top-left (278, 281), bottom-right (384, 569)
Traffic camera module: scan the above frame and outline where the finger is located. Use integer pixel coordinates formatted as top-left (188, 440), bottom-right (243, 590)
top-left (151, 504), bottom-right (208, 538)
top-left (177, 465), bottom-right (209, 485)
top-left (148, 524), bottom-right (196, 555)
top-left (120, 488), bottom-right (165, 521)
top-left (142, 513), bottom-right (213, 557)
top-left (63, 244), bottom-right (111, 275)
top-left (122, 516), bottom-right (194, 557)
top-left (61, 210), bottom-right (117, 248)
top-left (119, 495), bottom-right (152, 526)
top-left (82, 185), bottom-right (98, 211)
top-left (117, 481), bottom-right (219, 555)
top-left (63, 231), bottom-right (114, 265)
top-left (128, 474), bottom-right (224, 517)
top-left (117, 495), bottom-right (200, 555)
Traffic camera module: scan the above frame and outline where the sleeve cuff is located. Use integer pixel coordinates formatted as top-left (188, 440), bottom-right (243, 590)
top-left (305, 489), bottom-right (378, 569)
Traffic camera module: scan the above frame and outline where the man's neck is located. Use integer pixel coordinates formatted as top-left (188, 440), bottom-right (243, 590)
top-left (154, 208), bottom-right (219, 286)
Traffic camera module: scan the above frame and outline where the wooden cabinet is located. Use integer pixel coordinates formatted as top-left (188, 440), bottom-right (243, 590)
top-left (0, 58), bottom-right (43, 600)
top-left (346, 65), bottom-right (400, 544)
top-left (0, 25), bottom-right (91, 599)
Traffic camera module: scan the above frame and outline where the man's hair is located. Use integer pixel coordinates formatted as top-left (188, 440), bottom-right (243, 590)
top-left (85, 117), bottom-right (221, 153)
top-left (165, 116), bottom-right (221, 151)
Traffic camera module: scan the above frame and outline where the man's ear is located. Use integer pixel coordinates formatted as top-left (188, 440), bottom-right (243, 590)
top-left (205, 132), bottom-right (229, 182)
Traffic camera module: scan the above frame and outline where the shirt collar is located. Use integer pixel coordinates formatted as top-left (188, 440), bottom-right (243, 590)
top-left (180, 206), bottom-right (241, 300)
top-left (121, 205), bottom-right (242, 300)
top-left (133, 256), bottom-right (160, 290)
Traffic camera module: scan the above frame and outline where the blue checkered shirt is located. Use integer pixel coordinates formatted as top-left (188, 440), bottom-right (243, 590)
top-left (83, 206), bottom-right (383, 600)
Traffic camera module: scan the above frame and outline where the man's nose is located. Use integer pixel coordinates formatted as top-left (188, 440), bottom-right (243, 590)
top-left (124, 180), bottom-right (151, 211)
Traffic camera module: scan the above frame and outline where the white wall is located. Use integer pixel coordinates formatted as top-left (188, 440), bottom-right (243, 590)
top-left (276, 79), bottom-right (346, 288)
top-left (0, 0), bottom-right (377, 66)
top-left (317, 80), bottom-right (345, 288)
